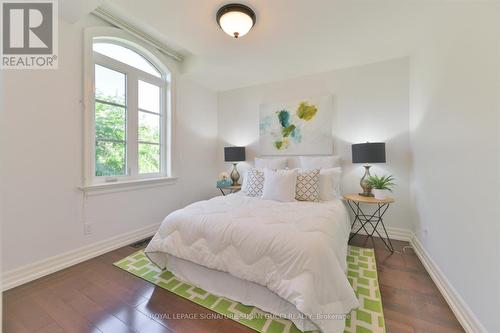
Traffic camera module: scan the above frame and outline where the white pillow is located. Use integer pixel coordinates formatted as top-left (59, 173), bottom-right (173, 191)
top-left (319, 167), bottom-right (342, 201)
top-left (255, 157), bottom-right (287, 170)
top-left (300, 156), bottom-right (340, 169)
top-left (262, 169), bottom-right (298, 202)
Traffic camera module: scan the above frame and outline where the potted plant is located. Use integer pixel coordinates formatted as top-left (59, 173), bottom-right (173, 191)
top-left (367, 174), bottom-right (396, 199)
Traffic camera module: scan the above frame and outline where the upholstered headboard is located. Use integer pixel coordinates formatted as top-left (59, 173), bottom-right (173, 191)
top-left (255, 155), bottom-right (341, 169)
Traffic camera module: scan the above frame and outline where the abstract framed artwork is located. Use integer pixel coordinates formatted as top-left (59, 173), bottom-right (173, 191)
top-left (259, 95), bottom-right (333, 155)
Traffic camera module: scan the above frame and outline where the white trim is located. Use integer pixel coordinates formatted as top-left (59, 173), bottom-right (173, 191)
top-left (410, 235), bottom-right (487, 333)
top-left (352, 225), bottom-right (486, 332)
top-left (1, 223), bottom-right (160, 291)
top-left (351, 223), bottom-right (413, 242)
top-left (91, 6), bottom-right (183, 62)
top-left (80, 176), bottom-right (178, 195)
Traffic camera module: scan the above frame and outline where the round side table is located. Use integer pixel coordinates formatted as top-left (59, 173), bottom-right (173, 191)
top-left (343, 193), bottom-right (395, 252)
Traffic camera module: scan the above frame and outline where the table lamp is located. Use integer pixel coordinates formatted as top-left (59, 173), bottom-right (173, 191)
top-left (224, 146), bottom-right (246, 186)
top-left (352, 142), bottom-right (386, 197)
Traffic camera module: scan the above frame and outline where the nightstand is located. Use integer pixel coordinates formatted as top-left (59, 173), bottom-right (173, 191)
top-left (217, 185), bottom-right (241, 196)
top-left (343, 193), bottom-right (395, 252)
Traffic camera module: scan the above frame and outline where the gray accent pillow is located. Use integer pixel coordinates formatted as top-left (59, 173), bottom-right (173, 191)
top-left (295, 169), bottom-right (320, 202)
top-left (243, 168), bottom-right (265, 197)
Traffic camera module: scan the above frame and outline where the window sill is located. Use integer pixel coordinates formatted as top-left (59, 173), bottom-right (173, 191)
top-left (80, 177), bottom-right (178, 196)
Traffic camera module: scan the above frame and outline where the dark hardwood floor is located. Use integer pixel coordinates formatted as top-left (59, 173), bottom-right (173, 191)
top-left (349, 236), bottom-right (464, 333)
top-left (3, 236), bottom-right (464, 333)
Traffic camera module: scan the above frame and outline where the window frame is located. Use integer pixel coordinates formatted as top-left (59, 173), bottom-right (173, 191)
top-left (83, 27), bottom-right (173, 189)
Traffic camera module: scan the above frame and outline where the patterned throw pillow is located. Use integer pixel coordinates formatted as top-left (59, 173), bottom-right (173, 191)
top-left (243, 168), bottom-right (265, 197)
top-left (295, 169), bottom-right (320, 202)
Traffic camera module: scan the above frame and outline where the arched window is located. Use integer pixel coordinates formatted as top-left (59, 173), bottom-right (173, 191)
top-left (85, 33), bottom-right (171, 186)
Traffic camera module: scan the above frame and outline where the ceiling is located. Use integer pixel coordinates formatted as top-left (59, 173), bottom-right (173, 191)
top-left (60, 0), bottom-right (481, 91)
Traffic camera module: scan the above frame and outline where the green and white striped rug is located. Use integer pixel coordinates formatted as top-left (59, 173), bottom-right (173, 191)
top-left (114, 246), bottom-right (385, 333)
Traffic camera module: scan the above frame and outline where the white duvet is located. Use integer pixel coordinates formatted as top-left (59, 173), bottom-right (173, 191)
top-left (145, 194), bottom-right (359, 333)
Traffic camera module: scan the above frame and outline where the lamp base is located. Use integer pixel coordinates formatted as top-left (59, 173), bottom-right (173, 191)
top-left (359, 165), bottom-right (374, 197)
top-left (230, 163), bottom-right (240, 186)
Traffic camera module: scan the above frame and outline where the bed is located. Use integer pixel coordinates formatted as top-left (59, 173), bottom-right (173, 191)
top-left (145, 193), bottom-right (359, 333)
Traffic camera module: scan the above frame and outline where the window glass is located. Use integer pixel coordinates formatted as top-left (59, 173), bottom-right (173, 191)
top-left (138, 80), bottom-right (160, 113)
top-left (138, 111), bottom-right (160, 143)
top-left (94, 42), bottom-right (161, 78)
top-left (95, 102), bottom-right (126, 141)
top-left (95, 64), bottom-right (126, 105)
top-left (95, 141), bottom-right (126, 176)
top-left (94, 64), bottom-right (127, 177)
top-left (139, 143), bottom-right (160, 174)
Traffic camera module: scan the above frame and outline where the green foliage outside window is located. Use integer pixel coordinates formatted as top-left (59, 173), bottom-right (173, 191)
top-left (95, 91), bottom-right (161, 176)
top-left (138, 143), bottom-right (160, 174)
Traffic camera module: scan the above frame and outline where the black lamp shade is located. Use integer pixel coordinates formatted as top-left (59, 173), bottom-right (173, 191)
top-left (352, 142), bottom-right (386, 163)
top-left (224, 146), bottom-right (246, 162)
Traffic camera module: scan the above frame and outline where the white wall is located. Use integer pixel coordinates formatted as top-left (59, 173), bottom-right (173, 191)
top-left (218, 58), bottom-right (412, 231)
top-left (218, 29), bottom-right (500, 329)
top-left (0, 15), bottom-right (219, 273)
top-left (409, 4), bottom-right (500, 332)
top-left (2, 3), bottom-right (499, 332)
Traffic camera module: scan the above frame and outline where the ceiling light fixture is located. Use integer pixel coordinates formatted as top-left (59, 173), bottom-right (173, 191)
top-left (216, 3), bottom-right (256, 38)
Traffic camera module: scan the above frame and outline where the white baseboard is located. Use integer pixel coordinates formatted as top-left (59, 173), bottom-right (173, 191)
top-left (353, 225), bottom-right (485, 332)
top-left (410, 235), bottom-right (487, 333)
top-left (1, 223), bottom-right (160, 291)
top-left (351, 223), bottom-right (413, 242)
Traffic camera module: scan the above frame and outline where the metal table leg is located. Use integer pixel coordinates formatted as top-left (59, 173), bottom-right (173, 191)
top-left (346, 200), bottom-right (394, 252)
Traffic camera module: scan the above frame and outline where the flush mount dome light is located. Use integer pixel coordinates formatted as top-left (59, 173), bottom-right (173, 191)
top-left (216, 3), bottom-right (256, 38)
